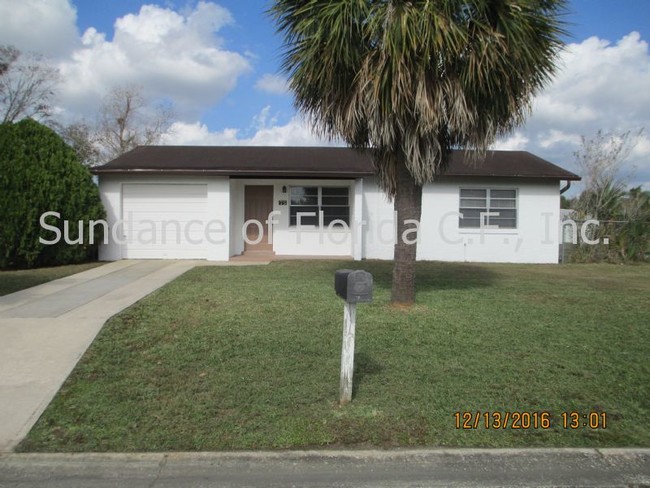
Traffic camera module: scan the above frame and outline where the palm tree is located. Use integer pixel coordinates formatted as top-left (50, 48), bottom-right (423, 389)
top-left (270, 0), bottom-right (566, 304)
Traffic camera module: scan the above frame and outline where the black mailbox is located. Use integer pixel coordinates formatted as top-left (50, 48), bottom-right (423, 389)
top-left (335, 269), bottom-right (373, 303)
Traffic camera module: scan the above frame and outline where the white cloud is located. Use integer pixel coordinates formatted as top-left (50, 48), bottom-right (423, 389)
top-left (533, 33), bottom-right (650, 131)
top-left (161, 118), bottom-right (323, 146)
top-left (538, 130), bottom-right (582, 149)
top-left (251, 106), bottom-right (278, 131)
top-left (497, 32), bottom-right (650, 189)
top-left (162, 107), bottom-right (338, 147)
top-left (493, 132), bottom-right (529, 151)
top-left (0, 0), bottom-right (79, 58)
top-left (631, 135), bottom-right (650, 158)
top-left (255, 74), bottom-right (289, 95)
top-left (162, 121), bottom-right (240, 145)
top-left (246, 118), bottom-right (336, 146)
top-left (55, 1), bottom-right (250, 121)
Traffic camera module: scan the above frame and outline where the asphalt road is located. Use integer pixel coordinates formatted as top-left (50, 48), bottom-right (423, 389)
top-left (1, 448), bottom-right (649, 487)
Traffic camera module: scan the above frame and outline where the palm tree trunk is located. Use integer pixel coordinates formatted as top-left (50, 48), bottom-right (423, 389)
top-left (391, 162), bottom-right (423, 304)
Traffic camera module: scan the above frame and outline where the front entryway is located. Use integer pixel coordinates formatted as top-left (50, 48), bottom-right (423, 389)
top-left (244, 185), bottom-right (274, 253)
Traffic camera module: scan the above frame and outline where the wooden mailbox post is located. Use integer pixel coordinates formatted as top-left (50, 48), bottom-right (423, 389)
top-left (334, 269), bottom-right (373, 405)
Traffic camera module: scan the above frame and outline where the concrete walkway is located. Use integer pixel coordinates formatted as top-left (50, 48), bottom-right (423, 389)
top-left (0, 260), bottom-right (199, 452)
top-left (0, 448), bottom-right (648, 487)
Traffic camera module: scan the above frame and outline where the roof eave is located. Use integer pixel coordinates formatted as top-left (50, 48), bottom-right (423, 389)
top-left (91, 168), bottom-right (375, 177)
top-left (442, 173), bottom-right (581, 181)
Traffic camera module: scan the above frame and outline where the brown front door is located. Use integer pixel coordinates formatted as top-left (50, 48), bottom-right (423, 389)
top-left (244, 186), bottom-right (274, 252)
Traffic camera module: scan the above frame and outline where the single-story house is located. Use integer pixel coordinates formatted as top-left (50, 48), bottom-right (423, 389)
top-left (91, 146), bottom-right (580, 264)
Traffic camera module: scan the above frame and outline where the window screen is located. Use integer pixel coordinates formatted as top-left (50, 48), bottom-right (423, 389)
top-left (459, 189), bottom-right (517, 229)
top-left (290, 186), bottom-right (350, 226)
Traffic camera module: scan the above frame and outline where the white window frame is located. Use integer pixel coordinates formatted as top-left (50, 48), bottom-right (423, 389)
top-left (459, 188), bottom-right (518, 230)
top-left (289, 186), bottom-right (350, 227)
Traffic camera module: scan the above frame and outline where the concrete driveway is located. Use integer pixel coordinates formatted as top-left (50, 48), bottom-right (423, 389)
top-left (0, 260), bottom-right (199, 452)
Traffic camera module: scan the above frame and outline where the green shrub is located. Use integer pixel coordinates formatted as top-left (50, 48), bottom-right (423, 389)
top-left (568, 185), bottom-right (650, 264)
top-left (0, 119), bottom-right (105, 269)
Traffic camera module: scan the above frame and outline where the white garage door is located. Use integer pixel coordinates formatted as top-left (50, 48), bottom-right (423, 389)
top-left (122, 184), bottom-right (208, 259)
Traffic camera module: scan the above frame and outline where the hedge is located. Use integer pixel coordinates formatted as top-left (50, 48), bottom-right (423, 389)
top-left (0, 119), bottom-right (105, 269)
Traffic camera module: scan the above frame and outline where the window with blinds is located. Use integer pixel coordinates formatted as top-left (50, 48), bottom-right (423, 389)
top-left (290, 186), bottom-right (350, 226)
top-left (459, 189), bottom-right (517, 229)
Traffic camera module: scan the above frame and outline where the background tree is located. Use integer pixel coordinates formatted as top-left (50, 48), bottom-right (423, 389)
top-left (574, 129), bottom-right (642, 220)
top-left (571, 129), bottom-right (648, 262)
top-left (58, 120), bottom-right (102, 167)
top-left (614, 187), bottom-right (650, 261)
top-left (0, 119), bottom-right (105, 269)
top-left (560, 194), bottom-right (574, 209)
top-left (51, 86), bottom-right (174, 166)
top-left (95, 85), bottom-right (174, 163)
top-left (271, 1), bottom-right (566, 304)
top-left (0, 45), bottom-right (59, 123)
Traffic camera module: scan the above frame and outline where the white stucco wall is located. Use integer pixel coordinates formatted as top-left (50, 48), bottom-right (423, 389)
top-left (361, 177), bottom-right (396, 260)
top-left (96, 176), bottom-right (122, 262)
top-left (229, 179), bottom-right (245, 257)
top-left (98, 174), bottom-right (561, 264)
top-left (97, 174), bottom-right (230, 261)
top-left (361, 176), bottom-right (561, 264)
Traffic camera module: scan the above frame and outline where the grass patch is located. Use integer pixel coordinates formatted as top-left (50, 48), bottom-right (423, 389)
top-left (18, 261), bottom-right (649, 451)
top-left (0, 263), bottom-right (102, 297)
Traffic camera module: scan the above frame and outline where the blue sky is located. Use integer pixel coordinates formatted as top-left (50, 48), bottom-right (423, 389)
top-left (70, 0), bottom-right (650, 133)
top-left (1, 0), bottom-right (649, 189)
top-left (71, 0), bottom-right (296, 133)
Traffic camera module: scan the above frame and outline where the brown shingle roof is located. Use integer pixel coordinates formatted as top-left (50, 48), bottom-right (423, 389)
top-left (92, 146), bottom-right (580, 180)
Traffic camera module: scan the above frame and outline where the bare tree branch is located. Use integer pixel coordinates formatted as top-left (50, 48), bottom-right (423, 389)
top-left (0, 46), bottom-right (19, 76)
top-left (574, 129), bottom-right (644, 220)
top-left (58, 121), bottom-right (101, 167)
top-left (0, 45), bottom-right (59, 123)
top-left (95, 85), bottom-right (174, 162)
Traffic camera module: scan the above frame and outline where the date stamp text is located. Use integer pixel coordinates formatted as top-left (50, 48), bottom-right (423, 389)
top-left (454, 411), bottom-right (608, 430)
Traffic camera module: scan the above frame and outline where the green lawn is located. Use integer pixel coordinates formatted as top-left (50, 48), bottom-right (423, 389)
top-left (18, 261), bottom-right (649, 451)
top-left (0, 263), bottom-right (102, 297)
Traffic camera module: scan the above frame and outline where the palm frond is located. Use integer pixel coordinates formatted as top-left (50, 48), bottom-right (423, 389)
top-left (270, 0), bottom-right (567, 196)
